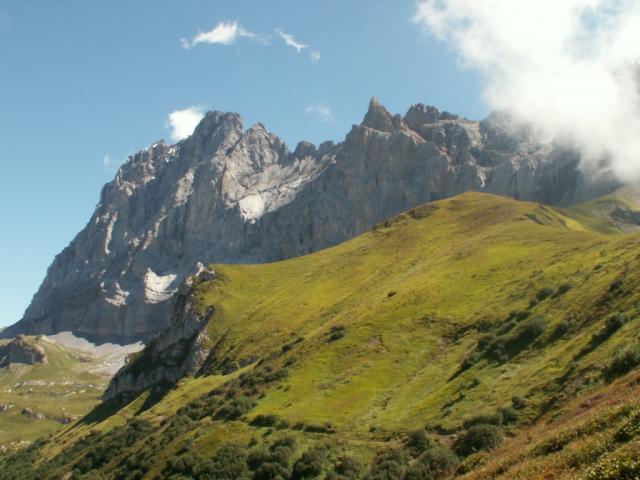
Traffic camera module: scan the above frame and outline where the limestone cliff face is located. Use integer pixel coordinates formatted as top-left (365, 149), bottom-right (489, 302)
top-left (102, 265), bottom-right (215, 401)
top-left (0, 335), bottom-right (47, 367)
top-left (3, 99), bottom-right (617, 343)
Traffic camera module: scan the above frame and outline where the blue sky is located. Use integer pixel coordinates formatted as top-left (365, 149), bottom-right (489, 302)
top-left (0, 1), bottom-right (487, 328)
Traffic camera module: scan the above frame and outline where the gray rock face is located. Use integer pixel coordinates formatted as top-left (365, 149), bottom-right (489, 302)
top-left (0, 335), bottom-right (47, 367)
top-left (3, 99), bottom-right (618, 343)
top-left (102, 265), bottom-right (215, 401)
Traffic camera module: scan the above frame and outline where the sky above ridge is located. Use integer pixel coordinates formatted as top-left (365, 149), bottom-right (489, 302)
top-left (0, 1), bottom-right (487, 328)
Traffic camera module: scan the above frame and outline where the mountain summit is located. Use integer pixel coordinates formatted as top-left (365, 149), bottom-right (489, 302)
top-left (2, 99), bottom-right (617, 343)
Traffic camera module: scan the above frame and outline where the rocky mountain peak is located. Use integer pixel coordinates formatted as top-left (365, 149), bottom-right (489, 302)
top-left (1, 98), bottom-right (619, 343)
top-left (362, 96), bottom-right (396, 132)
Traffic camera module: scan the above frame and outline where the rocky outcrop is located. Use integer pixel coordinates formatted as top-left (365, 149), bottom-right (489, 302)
top-left (3, 99), bottom-right (618, 343)
top-left (0, 336), bottom-right (47, 367)
top-left (102, 265), bottom-right (215, 401)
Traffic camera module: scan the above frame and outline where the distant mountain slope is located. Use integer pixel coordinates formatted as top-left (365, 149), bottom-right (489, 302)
top-left (0, 334), bottom-right (140, 448)
top-left (4, 193), bottom-right (639, 479)
top-left (2, 100), bottom-right (618, 344)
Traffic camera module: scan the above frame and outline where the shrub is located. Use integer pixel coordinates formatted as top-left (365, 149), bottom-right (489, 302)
top-left (551, 321), bottom-right (569, 339)
top-left (604, 313), bottom-right (627, 334)
top-left (329, 330), bottom-right (346, 342)
top-left (536, 287), bottom-right (555, 301)
top-left (271, 445), bottom-right (294, 468)
top-left (403, 463), bottom-right (434, 480)
top-left (210, 444), bottom-right (249, 480)
top-left (512, 396), bottom-right (527, 410)
top-left (406, 429), bottom-right (432, 454)
top-left (329, 455), bottom-right (362, 479)
top-left (462, 412), bottom-right (503, 429)
top-left (247, 449), bottom-right (269, 470)
top-left (460, 351), bottom-right (481, 370)
top-left (498, 406), bottom-right (518, 424)
top-left (557, 283), bottom-right (573, 295)
top-left (609, 278), bottom-right (624, 291)
top-left (291, 446), bottom-right (328, 479)
top-left (614, 408), bottom-right (640, 442)
top-left (253, 461), bottom-right (290, 480)
top-left (518, 315), bottom-right (547, 339)
top-left (603, 344), bottom-right (640, 381)
top-left (304, 422), bottom-right (335, 433)
top-left (508, 310), bottom-right (530, 322)
top-left (368, 449), bottom-right (407, 480)
top-left (419, 445), bottom-right (459, 475)
top-left (251, 414), bottom-right (281, 427)
top-left (215, 396), bottom-right (255, 420)
top-left (453, 425), bottom-right (502, 457)
top-left (477, 334), bottom-right (497, 351)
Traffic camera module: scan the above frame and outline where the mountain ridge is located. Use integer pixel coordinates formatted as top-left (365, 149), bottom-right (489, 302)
top-left (3, 99), bottom-right (619, 343)
top-left (3, 191), bottom-right (640, 479)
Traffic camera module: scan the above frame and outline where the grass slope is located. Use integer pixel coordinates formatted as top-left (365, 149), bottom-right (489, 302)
top-left (0, 336), bottom-right (112, 447)
top-left (3, 192), bottom-right (640, 479)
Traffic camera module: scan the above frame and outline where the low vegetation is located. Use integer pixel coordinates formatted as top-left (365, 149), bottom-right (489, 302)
top-left (3, 192), bottom-right (640, 478)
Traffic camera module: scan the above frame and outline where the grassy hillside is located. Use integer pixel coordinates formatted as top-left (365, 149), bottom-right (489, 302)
top-left (2, 192), bottom-right (640, 479)
top-left (0, 336), bottom-right (123, 448)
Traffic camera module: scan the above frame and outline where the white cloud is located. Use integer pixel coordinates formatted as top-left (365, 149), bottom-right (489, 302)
top-left (181, 21), bottom-right (259, 49)
top-left (305, 103), bottom-right (334, 123)
top-left (167, 106), bottom-right (205, 141)
top-left (103, 154), bottom-right (116, 171)
top-left (310, 51), bottom-right (321, 63)
top-left (276, 28), bottom-right (308, 52)
top-left (414, 0), bottom-right (640, 182)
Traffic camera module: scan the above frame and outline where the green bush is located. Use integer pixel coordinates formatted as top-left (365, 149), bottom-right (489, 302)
top-left (210, 444), bottom-right (249, 480)
top-left (329, 455), bottom-right (362, 479)
top-left (303, 422), bottom-right (335, 433)
top-left (477, 334), bottom-right (497, 351)
top-left (508, 310), bottom-right (531, 322)
top-left (462, 412), bottom-right (503, 429)
top-left (460, 351), bottom-right (481, 370)
top-left (215, 396), bottom-right (255, 420)
top-left (536, 287), bottom-right (555, 301)
top-left (291, 446), bottom-right (328, 479)
top-left (551, 321), bottom-right (569, 339)
top-left (603, 344), bottom-right (640, 381)
top-left (453, 425), bottom-right (502, 457)
top-left (251, 414), bottom-right (281, 427)
top-left (403, 463), bottom-right (433, 480)
top-left (419, 445), bottom-right (459, 475)
top-left (557, 283), bottom-right (573, 295)
top-left (614, 407), bottom-right (640, 442)
top-left (512, 396), bottom-right (527, 410)
top-left (604, 313), bottom-right (627, 334)
top-left (253, 461), bottom-right (290, 480)
top-left (498, 406), bottom-right (518, 424)
top-left (368, 449), bottom-right (408, 480)
top-left (406, 429), bottom-right (432, 454)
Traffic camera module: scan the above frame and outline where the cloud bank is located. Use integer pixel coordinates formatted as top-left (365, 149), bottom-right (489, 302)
top-left (181, 21), bottom-right (259, 49)
top-left (168, 107), bottom-right (205, 141)
top-left (181, 22), bottom-right (320, 62)
top-left (414, 0), bottom-right (640, 181)
top-left (276, 28), bottom-right (308, 52)
top-left (305, 103), bottom-right (334, 123)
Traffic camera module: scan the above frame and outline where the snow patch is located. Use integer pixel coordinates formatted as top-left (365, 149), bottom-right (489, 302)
top-left (238, 194), bottom-right (267, 222)
top-left (174, 168), bottom-right (195, 206)
top-left (104, 281), bottom-right (129, 306)
top-left (144, 269), bottom-right (178, 304)
top-left (103, 212), bottom-right (118, 255)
